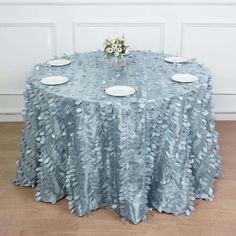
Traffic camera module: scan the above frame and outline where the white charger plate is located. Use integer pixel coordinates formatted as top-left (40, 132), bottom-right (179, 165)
top-left (105, 86), bottom-right (136, 97)
top-left (47, 59), bottom-right (71, 67)
top-left (40, 76), bottom-right (69, 85)
top-left (164, 56), bottom-right (189, 63)
top-left (171, 74), bottom-right (199, 83)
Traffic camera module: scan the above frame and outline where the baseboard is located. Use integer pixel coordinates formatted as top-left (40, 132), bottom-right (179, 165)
top-left (215, 112), bottom-right (236, 121)
top-left (1, 111), bottom-right (236, 122)
top-left (0, 113), bottom-right (23, 122)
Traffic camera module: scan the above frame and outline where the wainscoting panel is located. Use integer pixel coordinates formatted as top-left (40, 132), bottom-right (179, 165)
top-left (73, 21), bottom-right (165, 52)
top-left (0, 21), bottom-right (56, 91)
top-left (181, 20), bottom-right (236, 92)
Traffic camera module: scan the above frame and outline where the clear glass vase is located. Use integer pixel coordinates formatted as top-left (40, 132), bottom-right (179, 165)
top-left (114, 55), bottom-right (126, 72)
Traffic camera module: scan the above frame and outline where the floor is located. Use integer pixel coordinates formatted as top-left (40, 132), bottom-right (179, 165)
top-left (0, 122), bottom-right (235, 236)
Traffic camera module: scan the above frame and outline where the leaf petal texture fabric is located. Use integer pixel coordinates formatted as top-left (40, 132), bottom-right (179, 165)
top-left (14, 51), bottom-right (221, 224)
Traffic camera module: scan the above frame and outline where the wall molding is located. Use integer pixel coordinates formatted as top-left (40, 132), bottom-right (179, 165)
top-left (0, 114), bottom-right (23, 122)
top-left (180, 20), bottom-right (236, 109)
top-left (180, 20), bottom-right (236, 56)
top-left (213, 92), bottom-right (236, 95)
top-left (0, 108), bottom-right (22, 122)
top-left (0, 20), bottom-right (57, 57)
top-left (0, 89), bottom-right (24, 95)
top-left (0, 88), bottom-right (235, 95)
top-left (73, 20), bottom-right (166, 52)
top-left (0, 20), bottom-right (56, 102)
top-left (0, 20), bottom-right (57, 98)
top-left (1, 88), bottom-right (236, 96)
top-left (1, 0), bottom-right (236, 6)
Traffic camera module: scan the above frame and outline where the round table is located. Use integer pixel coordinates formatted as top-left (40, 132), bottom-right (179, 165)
top-left (14, 51), bottom-right (221, 224)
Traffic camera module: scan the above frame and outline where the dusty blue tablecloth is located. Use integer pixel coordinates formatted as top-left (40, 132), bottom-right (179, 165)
top-left (14, 51), bottom-right (221, 224)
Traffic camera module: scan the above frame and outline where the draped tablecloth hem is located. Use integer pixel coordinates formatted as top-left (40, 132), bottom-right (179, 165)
top-left (13, 174), bottom-right (221, 223)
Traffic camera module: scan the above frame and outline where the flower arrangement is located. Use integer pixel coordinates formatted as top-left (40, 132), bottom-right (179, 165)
top-left (104, 35), bottom-right (129, 59)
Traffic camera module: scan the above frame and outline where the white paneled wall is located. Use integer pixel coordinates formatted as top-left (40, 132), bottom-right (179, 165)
top-left (73, 21), bottom-right (165, 52)
top-left (0, 0), bottom-right (236, 121)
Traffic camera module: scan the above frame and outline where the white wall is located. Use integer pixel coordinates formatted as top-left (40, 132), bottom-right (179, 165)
top-left (0, 0), bottom-right (236, 121)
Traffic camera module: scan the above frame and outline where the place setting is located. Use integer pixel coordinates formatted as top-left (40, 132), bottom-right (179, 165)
top-left (104, 85), bottom-right (136, 97)
top-left (40, 75), bottom-right (69, 86)
top-left (170, 73), bottom-right (199, 83)
top-left (39, 57), bottom-right (73, 68)
top-left (164, 55), bottom-right (196, 64)
top-left (47, 58), bottom-right (72, 67)
top-left (164, 56), bottom-right (189, 64)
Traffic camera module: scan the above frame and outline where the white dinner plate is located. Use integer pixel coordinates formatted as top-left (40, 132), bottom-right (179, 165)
top-left (105, 86), bottom-right (136, 97)
top-left (171, 74), bottom-right (199, 83)
top-left (164, 56), bottom-right (189, 63)
top-left (47, 59), bottom-right (71, 67)
top-left (40, 76), bottom-right (69, 85)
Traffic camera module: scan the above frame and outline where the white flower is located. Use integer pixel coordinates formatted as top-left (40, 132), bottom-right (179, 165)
top-left (104, 35), bottom-right (129, 58)
top-left (112, 44), bottom-right (117, 49)
top-left (106, 47), bottom-right (113, 53)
